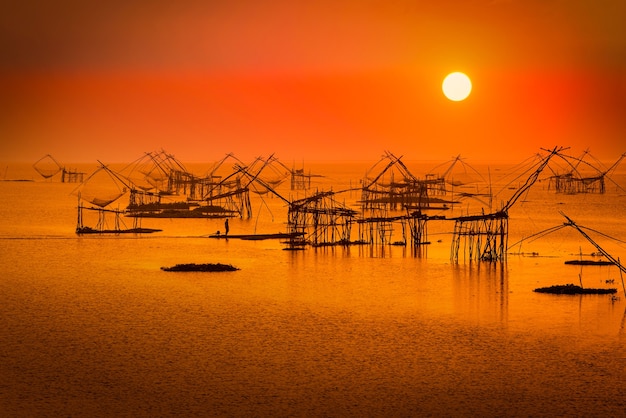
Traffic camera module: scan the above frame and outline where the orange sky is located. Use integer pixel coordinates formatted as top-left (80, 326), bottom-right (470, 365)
top-left (1, 0), bottom-right (625, 163)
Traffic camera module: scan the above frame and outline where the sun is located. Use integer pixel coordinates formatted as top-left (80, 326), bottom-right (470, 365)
top-left (442, 72), bottom-right (472, 101)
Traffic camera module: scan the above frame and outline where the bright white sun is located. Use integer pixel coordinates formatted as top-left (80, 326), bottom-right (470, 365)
top-left (442, 72), bottom-right (472, 101)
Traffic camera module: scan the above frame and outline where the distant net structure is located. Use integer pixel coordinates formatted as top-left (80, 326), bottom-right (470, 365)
top-left (33, 154), bottom-right (62, 179)
top-left (427, 154), bottom-right (481, 190)
top-left (118, 150), bottom-right (248, 219)
top-left (32, 154), bottom-right (85, 182)
top-left (281, 153), bottom-right (440, 249)
top-left (71, 162), bottom-right (159, 234)
top-left (545, 149), bottom-right (626, 194)
top-left (360, 151), bottom-right (426, 212)
top-left (262, 158), bottom-right (324, 191)
top-left (72, 162), bottom-right (129, 209)
top-left (359, 152), bottom-right (484, 215)
top-left (121, 149), bottom-right (189, 194)
top-left (119, 151), bottom-right (318, 221)
top-left (42, 145), bottom-right (626, 263)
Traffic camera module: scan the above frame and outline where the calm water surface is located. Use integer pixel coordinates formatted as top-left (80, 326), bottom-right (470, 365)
top-left (1, 162), bottom-right (625, 417)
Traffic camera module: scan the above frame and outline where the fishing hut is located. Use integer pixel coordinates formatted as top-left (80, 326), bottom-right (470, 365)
top-left (285, 192), bottom-right (432, 249)
top-left (201, 176), bottom-right (252, 219)
top-left (355, 212), bottom-right (400, 245)
top-left (60, 168), bottom-right (85, 183)
top-left (546, 150), bottom-right (625, 194)
top-left (191, 153), bottom-right (252, 217)
top-left (171, 152), bottom-right (241, 199)
top-left (549, 173), bottom-right (605, 194)
top-left (424, 155), bottom-right (462, 196)
top-left (76, 201), bottom-right (160, 234)
top-left (423, 173), bottom-right (447, 196)
top-left (285, 190), bottom-right (358, 248)
top-left (290, 168), bottom-right (312, 190)
top-left (200, 155), bottom-right (301, 221)
top-left (73, 163), bottom-right (160, 234)
top-left (125, 150), bottom-right (189, 194)
top-left (359, 151), bottom-right (460, 214)
top-left (450, 210), bottom-right (508, 262)
top-left (360, 152), bottom-right (427, 212)
top-left (354, 152), bottom-right (451, 247)
top-left (355, 212), bottom-right (421, 246)
top-left (120, 151), bottom-right (247, 218)
top-left (450, 146), bottom-right (562, 262)
top-left (167, 169), bottom-right (203, 198)
top-left (281, 151), bottom-right (443, 249)
top-left (218, 156), bottom-right (293, 219)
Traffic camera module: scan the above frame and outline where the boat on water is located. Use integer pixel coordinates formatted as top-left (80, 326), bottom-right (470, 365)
top-left (76, 226), bottom-right (161, 234)
top-left (208, 232), bottom-right (304, 240)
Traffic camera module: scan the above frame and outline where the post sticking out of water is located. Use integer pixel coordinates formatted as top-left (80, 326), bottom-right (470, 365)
top-left (617, 257), bottom-right (626, 297)
top-left (578, 246), bottom-right (584, 289)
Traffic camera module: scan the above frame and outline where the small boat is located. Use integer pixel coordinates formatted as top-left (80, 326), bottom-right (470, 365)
top-left (208, 232), bottom-right (304, 240)
top-left (534, 284), bottom-right (617, 295)
top-left (76, 225), bottom-right (161, 235)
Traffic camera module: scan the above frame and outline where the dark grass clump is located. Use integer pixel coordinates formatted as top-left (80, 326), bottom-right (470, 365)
top-left (161, 263), bottom-right (239, 272)
top-left (534, 284), bottom-right (616, 295)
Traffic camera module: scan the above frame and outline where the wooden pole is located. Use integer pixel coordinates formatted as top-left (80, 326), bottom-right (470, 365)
top-left (617, 257), bottom-right (626, 297)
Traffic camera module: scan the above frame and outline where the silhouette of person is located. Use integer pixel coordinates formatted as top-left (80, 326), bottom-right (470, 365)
top-left (224, 219), bottom-right (229, 236)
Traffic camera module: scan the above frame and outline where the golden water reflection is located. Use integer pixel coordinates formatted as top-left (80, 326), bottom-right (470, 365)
top-left (452, 262), bottom-right (509, 326)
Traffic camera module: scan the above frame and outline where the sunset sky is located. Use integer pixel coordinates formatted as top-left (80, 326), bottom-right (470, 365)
top-left (1, 0), bottom-right (625, 163)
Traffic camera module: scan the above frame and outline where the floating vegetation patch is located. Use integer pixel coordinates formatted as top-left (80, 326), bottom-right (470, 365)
top-left (564, 260), bottom-right (613, 265)
top-left (534, 284), bottom-right (617, 295)
top-left (161, 263), bottom-right (239, 272)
